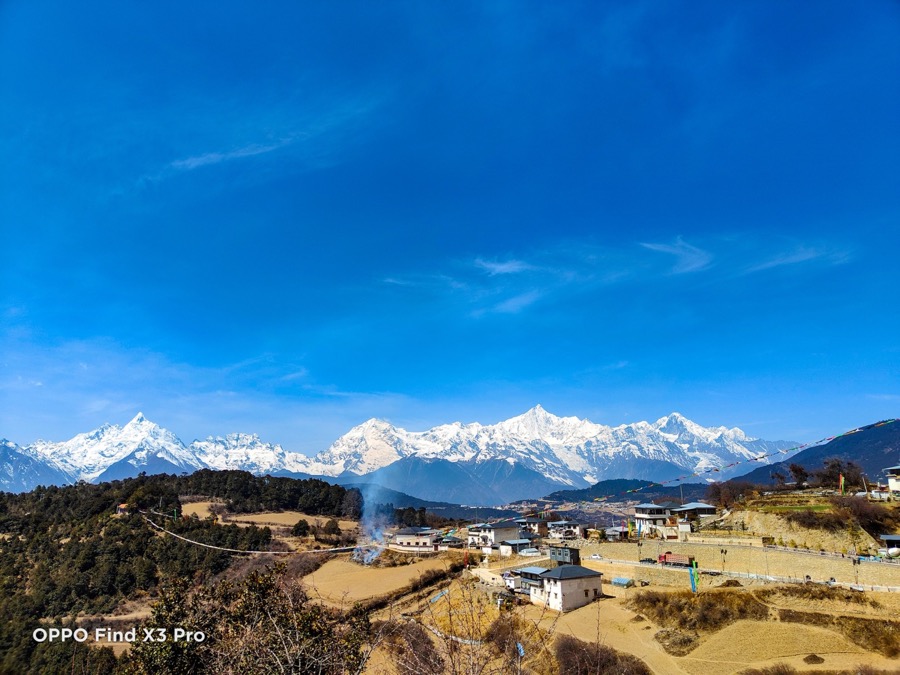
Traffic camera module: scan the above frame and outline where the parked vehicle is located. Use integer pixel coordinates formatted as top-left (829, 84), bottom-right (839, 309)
top-left (657, 552), bottom-right (695, 567)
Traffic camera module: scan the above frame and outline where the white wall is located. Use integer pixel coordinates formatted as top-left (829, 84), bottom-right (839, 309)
top-left (530, 575), bottom-right (602, 612)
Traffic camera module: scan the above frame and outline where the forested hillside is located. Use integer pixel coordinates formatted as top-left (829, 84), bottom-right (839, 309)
top-left (0, 471), bottom-right (361, 674)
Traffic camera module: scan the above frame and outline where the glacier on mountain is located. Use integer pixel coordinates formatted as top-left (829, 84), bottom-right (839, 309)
top-left (1, 406), bottom-right (797, 495)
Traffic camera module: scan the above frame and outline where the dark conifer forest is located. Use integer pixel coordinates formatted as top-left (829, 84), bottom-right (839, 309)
top-left (0, 471), bottom-right (361, 674)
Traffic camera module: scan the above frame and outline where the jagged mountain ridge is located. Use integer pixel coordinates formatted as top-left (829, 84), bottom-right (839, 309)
top-left (301, 405), bottom-right (795, 487)
top-left (0, 440), bottom-right (70, 493)
top-left (1, 407), bottom-right (797, 499)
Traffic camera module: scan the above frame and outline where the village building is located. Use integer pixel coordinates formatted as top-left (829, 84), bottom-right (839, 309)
top-left (498, 539), bottom-right (533, 557)
top-left (604, 526), bottom-right (629, 541)
top-left (439, 535), bottom-right (465, 549)
top-left (549, 544), bottom-right (581, 566)
top-left (515, 517), bottom-right (549, 537)
top-left (504, 566), bottom-right (548, 593)
top-left (885, 466), bottom-right (900, 494)
top-left (633, 502), bottom-right (677, 528)
top-left (671, 502), bottom-right (717, 519)
top-left (547, 520), bottom-right (584, 539)
top-left (880, 534), bottom-right (900, 556)
top-left (530, 565), bottom-right (603, 612)
top-left (393, 527), bottom-right (443, 551)
top-left (467, 519), bottom-right (520, 548)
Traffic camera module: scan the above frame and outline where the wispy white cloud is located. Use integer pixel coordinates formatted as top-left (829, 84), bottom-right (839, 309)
top-left (170, 138), bottom-right (296, 171)
top-left (867, 393), bottom-right (900, 402)
top-left (0, 337), bottom-right (410, 452)
top-left (640, 237), bottom-right (713, 274)
top-left (136, 93), bottom-right (384, 187)
top-left (473, 258), bottom-right (536, 276)
top-left (382, 232), bottom-right (854, 321)
top-left (280, 368), bottom-right (309, 382)
top-left (743, 245), bottom-right (851, 274)
top-left (492, 290), bottom-right (543, 314)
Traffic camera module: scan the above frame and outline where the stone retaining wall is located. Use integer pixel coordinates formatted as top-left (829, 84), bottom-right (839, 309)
top-left (577, 540), bottom-right (900, 588)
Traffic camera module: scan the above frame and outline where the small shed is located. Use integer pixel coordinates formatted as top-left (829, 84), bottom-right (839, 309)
top-left (549, 545), bottom-right (581, 566)
top-left (499, 539), bottom-right (533, 557)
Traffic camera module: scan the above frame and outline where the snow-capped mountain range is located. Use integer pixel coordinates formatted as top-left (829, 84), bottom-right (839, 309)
top-left (0, 407), bottom-right (797, 501)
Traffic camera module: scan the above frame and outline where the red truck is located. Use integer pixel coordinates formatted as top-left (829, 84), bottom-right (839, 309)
top-left (657, 552), bottom-right (695, 567)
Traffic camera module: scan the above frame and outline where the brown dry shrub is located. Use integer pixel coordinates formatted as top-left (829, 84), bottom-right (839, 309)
top-left (832, 497), bottom-right (900, 538)
top-left (757, 583), bottom-right (875, 607)
top-left (653, 628), bottom-right (698, 656)
top-left (629, 589), bottom-right (767, 632)
top-left (738, 666), bottom-right (796, 675)
top-left (379, 620), bottom-right (445, 675)
top-left (802, 653), bottom-right (824, 664)
top-left (778, 608), bottom-right (900, 658)
top-left (555, 634), bottom-right (651, 674)
top-left (784, 509), bottom-right (845, 531)
top-left (839, 616), bottom-right (900, 658)
top-left (484, 613), bottom-right (520, 662)
top-left (777, 608), bottom-right (832, 627)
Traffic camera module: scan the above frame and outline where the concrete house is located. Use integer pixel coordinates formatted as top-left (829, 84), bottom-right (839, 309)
top-left (547, 520), bottom-right (584, 539)
top-left (515, 517), bottom-right (549, 537)
top-left (672, 502), bottom-right (717, 519)
top-left (499, 539), bottom-right (533, 557)
top-left (467, 519), bottom-right (520, 548)
top-left (633, 502), bottom-right (677, 528)
top-left (885, 466), bottom-right (900, 494)
top-left (505, 566), bottom-right (548, 592)
top-left (393, 527), bottom-right (443, 551)
top-left (530, 565), bottom-right (603, 612)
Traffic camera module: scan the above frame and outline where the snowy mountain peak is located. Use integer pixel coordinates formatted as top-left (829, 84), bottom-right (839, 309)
top-left (5, 408), bottom-right (798, 498)
top-left (127, 412), bottom-right (150, 426)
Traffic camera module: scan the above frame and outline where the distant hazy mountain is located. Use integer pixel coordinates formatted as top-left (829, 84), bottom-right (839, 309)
top-left (736, 419), bottom-right (900, 485)
top-left (2, 407), bottom-right (797, 500)
top-left (343, 482), bottom-right (516, 519)
top-left (0, 439), bottom-right (69, 493)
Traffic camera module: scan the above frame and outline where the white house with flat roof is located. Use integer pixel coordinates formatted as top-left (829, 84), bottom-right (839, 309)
top-left (547, 520), bottom-right (584, 539)
top-left (467, 520), bottom-right (520, 548)
top-left (515, 517), bottom-right (549, 537)
top-left (393, 527), bottom-right (443, 551)
top-left (530, 565), bottom-right (603, 612)
top-left (885, 466), bottom-right (900, 494)
top-left (504, 566), bottom-right (548, 592)
top-left (672, 502), bottom-right (717, 518)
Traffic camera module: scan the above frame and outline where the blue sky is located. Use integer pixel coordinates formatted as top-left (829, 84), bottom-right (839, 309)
top-left (2, 1), bottom-right (899, 453)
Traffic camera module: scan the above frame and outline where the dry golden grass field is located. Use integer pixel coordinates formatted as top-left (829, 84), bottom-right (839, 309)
top-left (524, 584), bottom-right (900, 675)
top-left (180, 501), bottom-right (359, 532)
top-left (302, 556), bottom-right (450, 606)
top-left (229, 510), bottom-right (359, 532)
top-left (180, 500), bottom-right (216, 518)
